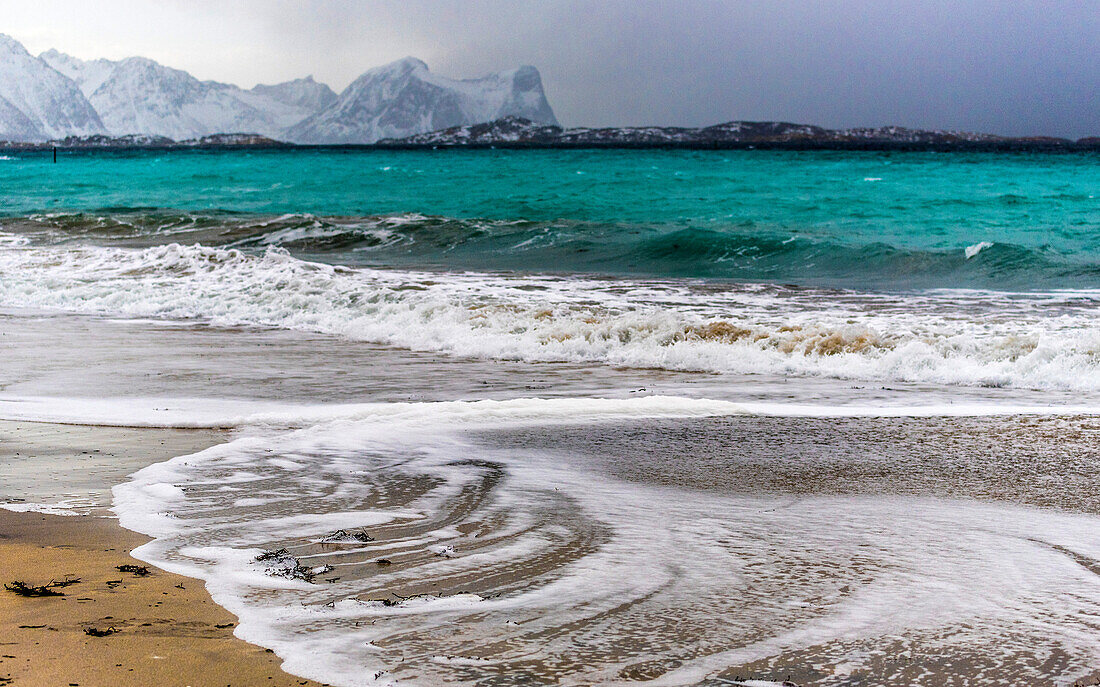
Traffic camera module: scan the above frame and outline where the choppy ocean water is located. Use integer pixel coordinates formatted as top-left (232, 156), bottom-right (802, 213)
top-left (2, 148), bottom-right (1100, 685)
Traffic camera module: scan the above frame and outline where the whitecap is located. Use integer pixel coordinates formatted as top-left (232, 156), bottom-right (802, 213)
top-left (965, 241), bottom-right (994, 259)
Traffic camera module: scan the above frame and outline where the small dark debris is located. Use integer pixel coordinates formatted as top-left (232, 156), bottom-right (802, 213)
top-left (320, 529), bottom-right (373, 544)
top-left (366, 597), bottom-right (401, 607)
top-left (215, 623), bottom-right (235, 629)
top-left (47, 577), bottom-right (81, 588)
top-left (83, 626), bottom-right (118, 637)
top-left (254, 548), bottom-right (290, 562)
top-left (116, 565), bottom-right (150, 576)
top-left (5, 581), bottom-right (64, 597)
top-left (254, 549), bottom-right (319, 583)
top-left (375, 558), bottom-right (392, 566)
top-left (17, 624), bottom-right (46, 629)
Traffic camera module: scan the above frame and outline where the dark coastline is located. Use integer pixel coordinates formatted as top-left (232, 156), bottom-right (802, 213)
top-left (3, 116), bottom-right (1099, 154)
top-left (367, 139), bottom-right (1100, 153)
top-left (4, 140), bottom-right (1100, 154)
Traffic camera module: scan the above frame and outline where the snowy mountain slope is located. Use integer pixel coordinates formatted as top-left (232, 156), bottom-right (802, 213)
top-left (9, 36), bottom-right (559, 143)
top-left (0, 35), bottom-right (104, 140)
top-left (39, 50), bottom-right (330, 139)
top-left (0, 93), bottom-right (45, 141)
top-left (250, 76), bottom-right (337, 112)
top-left (284, 58), bottom-right (558, 144)
top-left (39, 48), bottom-right (117, 96)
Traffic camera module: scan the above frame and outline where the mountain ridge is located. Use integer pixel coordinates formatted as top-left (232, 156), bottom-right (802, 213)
top-left (0, 34), bottom-right (558, 144)
top-left (0, 35), bottom-right (104, 140)
top-left (284, 57), bottom-right (558, 144)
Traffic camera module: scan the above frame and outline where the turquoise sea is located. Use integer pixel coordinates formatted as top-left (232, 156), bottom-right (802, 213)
top-left (2, 148), bottom-right (1099, 289)
top-left (4, 148), bottom-right (1100, 686)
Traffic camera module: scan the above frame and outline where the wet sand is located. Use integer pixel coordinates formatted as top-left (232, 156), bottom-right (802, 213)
top-left (0, 420), bottom-right (324, 687)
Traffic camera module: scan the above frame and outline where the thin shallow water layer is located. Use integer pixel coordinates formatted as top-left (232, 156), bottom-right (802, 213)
top-left (114, 401), bottom-right (1100, 687)
top-left (0, 420), bottom-right (223, 515)
top-left (6, 309), bottom-right (1094, 410)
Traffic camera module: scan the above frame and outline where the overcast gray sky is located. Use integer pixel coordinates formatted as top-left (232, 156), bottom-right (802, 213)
top-left (3, 0), bottom-right (1097, 137)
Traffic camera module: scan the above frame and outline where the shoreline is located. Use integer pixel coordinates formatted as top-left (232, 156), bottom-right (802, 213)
top-left (0, 419), bottom-right (325, 687)
top-left (5, 140), bottom-right (1100, 154)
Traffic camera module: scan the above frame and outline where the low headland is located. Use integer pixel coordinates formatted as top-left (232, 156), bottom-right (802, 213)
top-left (4, 117), bottom-right (1098, 152)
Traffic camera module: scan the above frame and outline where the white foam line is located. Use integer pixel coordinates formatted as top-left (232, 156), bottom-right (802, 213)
top-left (0, 394), bottom-right (1097, 430)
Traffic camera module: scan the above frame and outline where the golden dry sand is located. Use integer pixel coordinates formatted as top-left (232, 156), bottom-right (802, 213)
top-left (0, 509), bottom-right (325, 687)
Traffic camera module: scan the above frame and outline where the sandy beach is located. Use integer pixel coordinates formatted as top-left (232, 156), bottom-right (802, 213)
top-left (0, 509), bottom-right (324, 687)
top-left (0, 419), bottom-right (323, 687)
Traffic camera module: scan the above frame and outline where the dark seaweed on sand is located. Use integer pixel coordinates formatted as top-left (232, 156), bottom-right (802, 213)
top-left (5, 581), bottom-right (64, 597)
top-left (254, 548), bottom-right (319, 583)
top-left (320, 528), bottom-right (374, 544)
top-left (116, 564), bottom-right (150, 576)
top-left (254, 548), bottom-right (290, 562)
top-left (83, 626), bottom-right (118, 637)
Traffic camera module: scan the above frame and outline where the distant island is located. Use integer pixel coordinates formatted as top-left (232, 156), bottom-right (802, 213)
top-left (373, 116), bottom-right (1100, 151)
top-left (4, 117), bottom-right (1098, 152)
top-left (0, 133), bottom-right (289, 150)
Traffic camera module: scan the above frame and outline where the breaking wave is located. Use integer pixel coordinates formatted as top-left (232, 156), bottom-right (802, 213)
top-left (2, 238), bottom-right (1099, 391)
top-left (3, 209), bottom-right (1099, 290)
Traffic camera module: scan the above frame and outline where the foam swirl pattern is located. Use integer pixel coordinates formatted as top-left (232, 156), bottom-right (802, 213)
top-left (112, 400), bottom-right (1100, 686)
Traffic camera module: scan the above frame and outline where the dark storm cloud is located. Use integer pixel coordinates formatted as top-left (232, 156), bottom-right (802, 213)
top-left (8, 0), bottom-right (1099, 137)
top-left (394, 0), bottom-right (1098, 137)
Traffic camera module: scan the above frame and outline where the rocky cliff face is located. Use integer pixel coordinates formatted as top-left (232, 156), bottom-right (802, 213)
top-left (0, 35), bottom-right (104, 141)
top-left (284, 58), bottom-right (558, 144)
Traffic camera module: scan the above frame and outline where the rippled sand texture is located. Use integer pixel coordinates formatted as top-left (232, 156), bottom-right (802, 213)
top-left (116, 410), bottom-right (1100, 686)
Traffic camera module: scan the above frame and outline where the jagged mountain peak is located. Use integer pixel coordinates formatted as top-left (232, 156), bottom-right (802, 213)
top-left (367, 56), bottom-right (430, 76)
top-left (4, 37), bottom-right (559, 144)
top-left (286, 58), bottom-right (558, 144)
top-left (0, 35), bottom-right (104, 141)
top-left (0, 33), bottom-right (33, 56)
top-left (250, 76), bottom-right (338, 112)
top-left (39, 49), bottom-right (117, 97)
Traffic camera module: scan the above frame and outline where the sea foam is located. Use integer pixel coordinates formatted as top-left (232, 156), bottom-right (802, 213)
top-left (107, 396), bottom-right (1100, 686)
top-left (1, 240), bottom-right (1100, 392)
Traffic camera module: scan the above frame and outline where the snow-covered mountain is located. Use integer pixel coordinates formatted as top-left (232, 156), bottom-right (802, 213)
top-left (39, 50), bottom-right (328, 140)
top-left (3, 35), bottom-right (558, 144)
top-left (0, 35), bottom-right (104, 141)
top-left (285, 57), bottom-right (558, 144)
top-left (39, 48), bottom-right (117, 96)
top-left (250, 76), bottom-right (337, 113)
